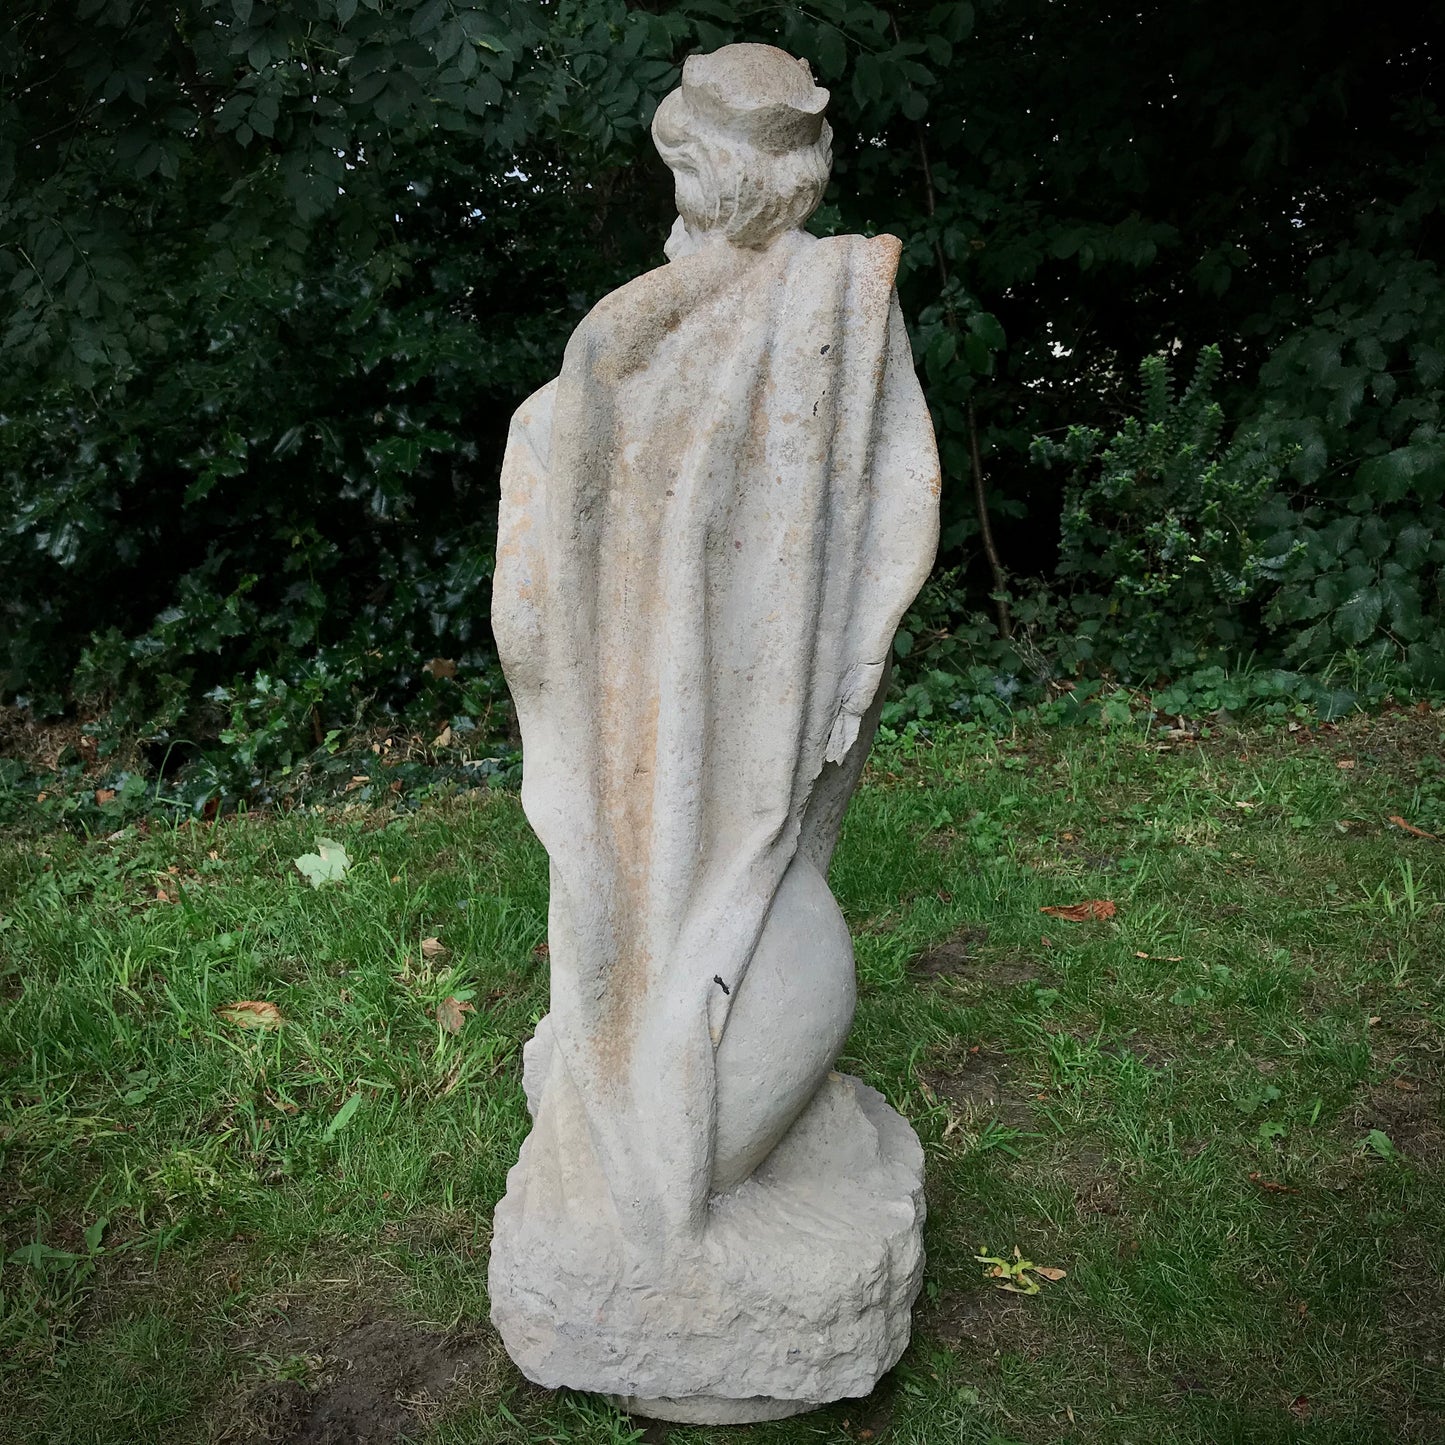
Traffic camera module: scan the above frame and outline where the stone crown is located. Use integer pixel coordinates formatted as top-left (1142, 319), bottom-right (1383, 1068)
top-left (662, 43), bottom-right (830, 154)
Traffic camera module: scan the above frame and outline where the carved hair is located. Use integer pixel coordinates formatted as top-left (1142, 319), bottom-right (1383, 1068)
top-left (652, 46), bottom-right (833, 250)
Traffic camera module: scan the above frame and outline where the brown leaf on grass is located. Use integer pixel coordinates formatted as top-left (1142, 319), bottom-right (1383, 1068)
top-left (423, 657), bottom-right (458, 679)
top-left (1393, 1078), bottom-right (1420, 1093)
top-left (1248, 1171), bottom-right (1299, 1194)
top-left (215, 1001), bottom-right (284, 1029)
top-left (95, 788), bottom-right (116, 805)
top-left (432, 725), bottom-right (453, 749)
top-left (1040, 899), bottom-right (1117, 921)
top-left (1336, 758), bottom-right (1355, 770)
top-left (1033, 1266), bottom-right (1067, 1282)
top-left (532, 941), bottom-right (550, 961)
top-left (420, 936), bottom-right (447, 959)
top-left (1387, 815), bottom-right (1438, 840)
top-left (436, 996), bottom-right (474, 1034)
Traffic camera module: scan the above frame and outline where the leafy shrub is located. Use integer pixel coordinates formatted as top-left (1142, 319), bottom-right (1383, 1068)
top-left (1250, 229), bottom-right (1445, 679)
top-left (1031, 345), bottom-right (1294, 677)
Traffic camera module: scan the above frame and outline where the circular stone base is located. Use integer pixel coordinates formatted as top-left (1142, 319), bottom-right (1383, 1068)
top-left (490, 1070), bottom-right (926, 1423)
top-left (608, 1393), bottom-right (817, 1424)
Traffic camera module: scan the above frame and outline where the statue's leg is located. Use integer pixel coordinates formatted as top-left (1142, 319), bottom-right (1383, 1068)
top-left (710, 853), bottom-right (856, 1192)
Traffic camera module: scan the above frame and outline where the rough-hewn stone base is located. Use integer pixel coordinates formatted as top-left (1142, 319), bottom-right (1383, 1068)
top-left (489, 1071), bottom-right (925, 1424)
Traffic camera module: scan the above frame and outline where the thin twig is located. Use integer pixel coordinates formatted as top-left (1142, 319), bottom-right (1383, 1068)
top-left (969, 399), bottom-right (1012, 637)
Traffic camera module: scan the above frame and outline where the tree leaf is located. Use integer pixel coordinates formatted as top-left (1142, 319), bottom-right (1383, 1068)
top-left (1039, 899), bottom-right (1116, 921)
top-left (215, 1000), bottom-right (285, 1028)
top-left (1333, 586), bottom-right (1383, 645)
top-left (436, 996), bottom-right (474, 1033)
top-left (294, 838), bottom-right (352, 887)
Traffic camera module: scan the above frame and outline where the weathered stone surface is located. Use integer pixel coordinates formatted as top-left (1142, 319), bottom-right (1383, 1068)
top-left (493, 1068), bottom-right (925, 1421)
top-left (488, 40), bottom-right (939, 1422)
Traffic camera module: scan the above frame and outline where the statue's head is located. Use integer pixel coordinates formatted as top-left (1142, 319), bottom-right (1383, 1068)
top-left (652, 44), bottom-right (832, 259)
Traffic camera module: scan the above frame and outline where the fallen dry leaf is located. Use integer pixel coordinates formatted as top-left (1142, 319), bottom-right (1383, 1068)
top-left (420, 936), bottom-right (448, 959)
top-left (1337, 758), bottom-right (1355, 770)
top-left (532, 941), bottom-right (550, 961)
top-left (423, 657), bottom-right (458, 679)
top-left (215, 1000), bottom-right (284, 1029)
top-left (1040, 899), bottom-right (1117, 922)
top-left (432, 725), bottom-right (453, 749)
top-left (436, 996), bottom-right (474, 1034)
top-left (95, 788), bottom-right (116, 806)
top-left (1393, 1078), bottom-right (1420, 1093)
top-left (1033, 1266), bottom-right (1067, 1282)
top-left (1387, 815), bottom-right (1438, 840)
top-left (1248, 1171), bottom-right (1299, 1195)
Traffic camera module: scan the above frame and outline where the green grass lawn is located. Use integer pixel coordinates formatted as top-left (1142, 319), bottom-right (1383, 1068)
top-left (3, 712), bottom-right (1444, 1445)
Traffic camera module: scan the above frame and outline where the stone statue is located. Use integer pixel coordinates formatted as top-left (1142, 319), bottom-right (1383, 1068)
top-left (488, 42), bottom-right (940, 1424)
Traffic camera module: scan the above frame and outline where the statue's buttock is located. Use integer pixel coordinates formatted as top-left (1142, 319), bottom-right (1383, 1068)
top-left (488, 42), bottom-right (940, 1424)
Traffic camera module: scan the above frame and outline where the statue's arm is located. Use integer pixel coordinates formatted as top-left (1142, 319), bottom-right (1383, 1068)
top-left (823, 289), bottom-right (940, 765)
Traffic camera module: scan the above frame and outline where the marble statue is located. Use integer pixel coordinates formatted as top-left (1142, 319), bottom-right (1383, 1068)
top-left (488, 42), bottom-right (940, 1424)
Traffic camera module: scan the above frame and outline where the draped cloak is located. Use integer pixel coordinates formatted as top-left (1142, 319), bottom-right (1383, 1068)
top-left (493, 228), bottom-right (939, 1252)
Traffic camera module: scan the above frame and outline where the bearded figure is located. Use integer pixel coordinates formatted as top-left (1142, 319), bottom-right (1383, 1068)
top-left (488, 43), bottom-right (939, 1424)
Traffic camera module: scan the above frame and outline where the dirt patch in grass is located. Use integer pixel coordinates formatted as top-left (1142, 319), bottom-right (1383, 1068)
top-left (921, 1048), bottom-right (1036, 1129)
top-left (910, 931), bottom-right (1046, 993)
top-left (920, 1285), bottom-right (1025, 1353)
top-left (1059, 1146), bottom-right (1125, 1217)
top-left (1354, 1081), bottom-right (1445, 1163)
top-left (225, 1317), bottom-right (490, 1445)
top-left (909, 927), bottom-right (990, 977)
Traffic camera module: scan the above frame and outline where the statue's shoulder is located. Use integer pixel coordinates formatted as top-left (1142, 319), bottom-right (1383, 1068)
top-left (806, 232), bottom-right (904, 305)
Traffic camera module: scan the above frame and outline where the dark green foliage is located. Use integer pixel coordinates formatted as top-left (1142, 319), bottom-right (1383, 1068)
top-left (1034, 346), bottom-right (1293, 677)
top-left (1251, 227), bottom-right (1445, 679)
top-left (1, 1), bottom-right (1441, 781)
